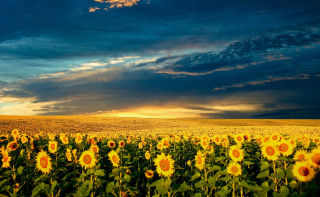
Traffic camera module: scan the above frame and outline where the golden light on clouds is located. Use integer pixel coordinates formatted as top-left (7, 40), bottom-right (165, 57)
top-left (90, 0), bottom-right (142, 12)
top-left (93, 106), bottom-right (219, 118)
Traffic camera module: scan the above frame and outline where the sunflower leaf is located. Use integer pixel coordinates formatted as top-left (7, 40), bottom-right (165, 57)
top-left (190, 172), bottom-right (201, 181)
top-left (17, 166), bottom-right (24, 175)
top-left (94, 169), bottom-right (105, 177)
top-left (105, 182), bottom-right (115, 193)
top-left (219, 186), bottom-right (231, 197)
top-left (257, 170), bottom-right (269, 179)
top-left (261, 162), bottom-right (269, 171)
top-left (156, 178), bottom-right (171, 195)
top-left (275, 168), bottom-right (285, 179)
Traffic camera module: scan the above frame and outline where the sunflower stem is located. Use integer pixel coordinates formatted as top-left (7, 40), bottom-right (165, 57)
top-left (232, 175), bottom-right (236, 197)
top-left (273, 161), bottom-right (277, 192)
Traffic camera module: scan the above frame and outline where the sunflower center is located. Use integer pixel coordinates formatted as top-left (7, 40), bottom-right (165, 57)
top-left (3, 157), bottom-right (8, 162)
top-left (315, 139), bottom-right (319, 143)
top-left (40, 157), bottom-right (48, 168)
top-left (120, 142), bottom-right (124, 146)
top-left (266, 146), bottom-right (275, 155)
top-left (244, 135), bottom-right (249, 140)
top-left (110, 142), bottom-right (114, 147)
top-left (92, 147), bottom-right (97, 152)
top-left (202, 141), bottom-right (207, 146)
top-left (112, 155), bottom-right (118, 164)
top-left (215, 137), bottom-right (219, 142)
top-left (298, 155), bottom-right (305, 161)
top-left (78, 136), bottom-right (81, 140)
top-left (83, 155), bottom-right (92, 164)
top-left (231, 166), bottom-right (238, 173)
top-left (311, 153), bottom-right (320, 165)
top-left (237, 136), bottom-right (242, 141)
top-left (272, 136), bottom-right (277, 140)
top-left (50, 144), bottom-right (56, 150)
top-left (232, 150), bottom-right (240, 158)
top-left (197, 156), bottom-right (202, 164)
top-left (279, 143), bottom-right (288, 152)
top-left (159, 159), bottom-right (170, 171)
top-left (298, 167), bottom-right (309, 176)
top-left (12, 143), bottom-right (17, 149)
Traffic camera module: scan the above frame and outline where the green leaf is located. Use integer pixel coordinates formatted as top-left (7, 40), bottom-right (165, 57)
top-left (195, 180), bottom-right (210, 188)
top-left (190, 172), bottom-right (201, 181)
top-left (0, 179), bottom-right (8, 187)
top-left (75, 180), bottom-right (93, 197)
top-left (94, 169), bottom-right (105, 177)
top-left (10, 194), bottom-right (17, 197)
top-left (149, 179), bottom-right (162, 187)
top-left (285, 165), bottom-right (294, 179)
top-left (31, 182), bottom-right (45, 197)
top-left (156, 178), bottom-right (171, 195)
top-left (219, 176), bottom-right (232, 182)
top-left (215, 157), bottom-right (226, 161)
top-left (275, 168), bottom-right (285, 179)
top-left (289, 192), bottom-right (301, 197)
top-left (243, 161), bottom-right (254, 166)
top-left (216, 169), bottom-right (228, 175)
top-left (172, 183), bottom-right (192, 192)
top-left (278, 156), bottom-right (289, 161)
top-left (17, 166), bottom-right (24, 175)
top-left (209, 165), bottom-right (221, 171)
top-left (239, 181), bottom-right (261, 191)
top-left (261, 161), bottom-right (269, 171)
top-left (273, 192), bottom-right (280, 197)
top-left (257, 170), bottom-right (269, 179)
top-left (255, 191), bottom-right (268, 197)
top-left (123, 174), bottom-right (131, 183)
top-left (280, 186), bottom-right (289, 197)
top-left (261, 181), bottom-right (273, 192)
top-left (51, 181), bottom-right (58, 194)
top-left (208, 177), bottom-right (216, 188)
top-left (33, 175), bottom-right (47, 184)
top-left (289, 180), bottom-right (298, 189)
top-left (219, 186), bottom-right (231, 197)
top-left (194, 193), bottom-right (202, 197)
top-left (106, 182), bottom-right (114, 193)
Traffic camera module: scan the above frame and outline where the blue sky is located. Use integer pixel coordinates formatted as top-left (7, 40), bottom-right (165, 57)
top-left (0, 0), bottom-right (320, 118)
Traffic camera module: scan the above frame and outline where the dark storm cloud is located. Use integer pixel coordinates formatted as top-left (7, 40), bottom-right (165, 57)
top-left (1, 0), bottom-right (319, 60)
top-left (1, 0), bottom-right (320, 118)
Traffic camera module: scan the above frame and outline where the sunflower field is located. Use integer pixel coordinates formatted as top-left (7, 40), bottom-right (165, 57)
top-left (0, 129), bottom-right (320, 197)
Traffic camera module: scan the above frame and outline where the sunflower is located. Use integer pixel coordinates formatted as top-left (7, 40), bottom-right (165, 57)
top-left (49, 133), bottom-right (55, 140)
top-left (195, 150), bottom-right (205, 170)
top-left (48, 141), bottom-right (58, 154)
top-left (313, 137), bottom-right (320, 145)
top-left (145, 151), bottom-right (151, 160)
top-left (7, 141), bottom-right (19, 152)
top-left (307, 148), bottom-right (320, 169)
top-left (157, 142), bottom-right (164, 150)
top-left (1, 154), bottom-right (12, 168)
top-left (12, 129), bottom-right (19, 136)
top-left (60, 135), bottom-right (68, 144)
top-left (200, 139), bottom-right (209, 149)
top-left (262, 135), bottom-right (270, 143)
top-left (270, 133), bottom-right (281, 142)
top-left (75, 133), bottom-right (83, 144)
top-left (213, 135), bottom-right (221, 145)
top-left (90, 145), bottom-right (99, 153)
top-left (301, 135), bottom-right (310, 145)
top-left (145, 170), bottom-right (154, 179)
top-left (126, 138), bottom-right (131, 144)
top-left (66, 148), bottom-right (72, 162)
top-left (227, 162), bottom-right (242, 176)
top-left (108, 150), bottom-right (120, 167)
top-left (36, 151), bottom-right (52, 174)
top-left (79, 150), bottom-right (97, 169)
top-left (154, 153), bottom-right (175, 177)
top-left (175, 136), bottom-right (181, 142)
top-left (21, 136), bottom-right (28, 144)
top-left (292, 161), bottom-right (315, 182)
top-left (243, 133), bottom-right (251, 141)
top-left (72, 149), bottom-right (78, 162)
top-left (294, 150), bottom-right (308, 162)
top-left (229, 146), bottom-right (244, 162)
top-left (289, 138), bottom-right (297, 148)
top-left (108, 140), bottom-right (116, 149)
top-left (277, 140), bottom-right (294, 156)
top-left (234, 135), bottom-right (244, 144)
top-left (222, 141), bottom-right (229, 148)
top-left (138, 142), bottom-right (143, 149)
top-left (119, 140), bottom-right (125, 148)
top-left (162, 138), bottom-right (170, 148)
top-left (261, 142), bottom-right (280, 161)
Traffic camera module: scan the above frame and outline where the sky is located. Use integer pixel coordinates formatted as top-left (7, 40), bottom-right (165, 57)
top-left (0, 0), bottom-right (320, 118)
